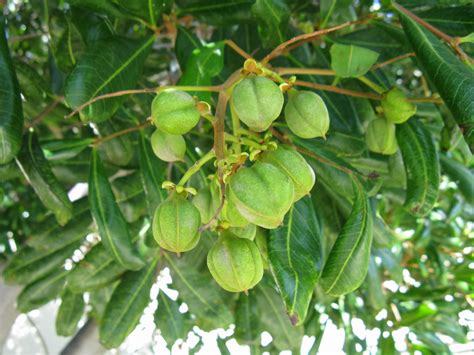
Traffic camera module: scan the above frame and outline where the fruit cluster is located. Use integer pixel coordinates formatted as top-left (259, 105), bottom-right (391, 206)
top-left (148, 70), bottom-right (329, 293)
top-left (366, 87), bottom-right (417, 155)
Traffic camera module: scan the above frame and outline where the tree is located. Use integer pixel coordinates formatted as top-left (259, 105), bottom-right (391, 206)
top-left (1, 0), bottom-right (473, 353)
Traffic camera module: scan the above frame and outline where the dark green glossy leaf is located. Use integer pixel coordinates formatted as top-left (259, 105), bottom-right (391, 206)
top-left (89, 149), bottom-right (144, 270)
top-left (397, 119), bottom-right (440, 217)
top-left (440, 154), bottom-right (474, 203)
top-left (16, 131), bottom-right (73, 225)
top-left (251, 0), bottom-right (289, 48)
top-left (164, 253), bottom-right (234, 331)
top-left (97, 120), bottom-right (134, 167)
top-left (397, 7), bottom-right (474, 150)
top-left (177, 0), bottom-right (255, 26)
top-left (14, 59), bottom-right (53, 98)
top-left (234, 290), bottom-right (260, 345)
top-left (175, 25), bottom-right (202, 71)
top-left (255, 283), bottom-right (304, 352)
top-left (67, 0), bottom-right (125, 18)
top-left (65, 36), bottom-right (153, 122)
top-left (320, 178), bottom-right (373, 297)
top-left (154, 292), bottom-right (192, 345)
top-left (0, 14), bottom-right (24, 165)
top-left (16, 268), bottom-right (69, 313)
top-left (330, 44), bottom-right (379, 78)
top-left (114, 0), bottom-right (169, 23)
top-left (138, 133), bottom-right (166, 217)
top-left (55, 288), bottom-right (85, 336)
top-left (3, 243), bottom-right (78, 285)
top-left (415, 6), bottom-right (474, 37)
top-left (42, 139), bottom-right (94, 161)
top-left (268, 196), bottom-right (323, 326)
top-left (99, 257), bottom-right (158, 349)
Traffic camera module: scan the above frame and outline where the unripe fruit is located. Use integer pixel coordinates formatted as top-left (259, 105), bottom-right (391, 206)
top-left (382, 87), bottom-right (416, 124)
top-left (229, 223), bottom-right (257, 241)
top-left (366, 118), bottom-right (398, 155)
top-left (151, 90), bottom-right (200, 135)
top-left (193, 182), bottom-right (220, 224)
top-left (207, 231), bottom-right (263, 292)
top-left (284, 90), bottom-right (330, 139)
top-left (150, 128), bottom-right (186, 162)
top-left (259, 145), bottom-right (315, 201)
top-left (255, 227), bottom-right (269, 269)
top-left (153, 194), bottom-right (201, 253)
top-left (221, 198), bottom-right (249, 228)
top-left (231, 76), bottom-right (284, 132)
top-left (228, 162), bottom-right (295, 229)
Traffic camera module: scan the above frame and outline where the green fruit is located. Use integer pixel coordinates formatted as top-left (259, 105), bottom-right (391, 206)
top-left (228, 162), bottom-right (294, 229)
top-left (153, 193), bottom-right (201, 253)
top-left (366, 118), bottom-right (398, 155)
top-left (231, 75), bottom-right (284, 132)
top-left (221, 198), bottom-right (249, 228)
top-left (229, 223), bottom-right (257, 240)
top-left (284, 90), bottom-right (330, 139)
top-left (193, 182), bottom-right (220, 224)
top-left (151, 90), bottom-right (200, 135)
top-left (255, 227), bottom-right (269, 269)
top-left (207, 231), bottom-right (263, 292)
top-left (260, 145), bottom-right (315, 201)
top-left (150, 128), bottom-right (186, 162)
top-left (382, 87), bottom-right (417, 124)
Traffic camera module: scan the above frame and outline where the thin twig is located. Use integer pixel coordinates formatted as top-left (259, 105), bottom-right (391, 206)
top-left (225, 40), bottom-right (253, 60)
top-left (26, 96), bottom-right (64, 128)
top-left (294, 80), bottom-right (383, 100)
top-left (65, 85), bottom-right (222, 119)
top-left (9, 32), bottom-right (44, 43)
top-left (262, 17), bottom-right (372, 64)
top-left (93, 120), bottom-right (151, 146)
top-left (275, 67), bottom-right (335, 76)
top-left (372, 52), bottom-right (416, 70)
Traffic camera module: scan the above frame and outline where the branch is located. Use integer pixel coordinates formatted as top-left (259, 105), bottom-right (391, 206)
top-left (225, 40), bottom-right (253, 60)
top-left (93, 120), bottom-right (151, 146)
top-left (26, 96), bottom-right (64, 128)
top-left (294, 80), bottom-right (383, 100)
top-left (65, 85), bottom-right (222, 119)
top-left (262, 17), bottom-right (372, 64)
top-left (371, 52), bottom-right (415, 70)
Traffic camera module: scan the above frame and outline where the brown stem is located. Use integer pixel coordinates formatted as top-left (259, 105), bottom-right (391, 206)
top-left (275, 67), bottom-right (335, 76)
top-left (9, 32), bottom-right (44, 43)
top-left (65, 85), bottom-right (222, 119)
top-left (394, 3), bottom-right (472, 63)
top-left (262, 17), bottom-right (371, 64)
top-left (93, 120), bottom-right (151, 146)
top-left (225, 40), bottom-right (253, 60)
top-left (372, 52), bottom-right (416, 70)
top-left (294, 80), bottom-right (383, 100)
top-left (407, 96), bottom-right (443, 104)
top-left (26, 96), bottom-right (64, 128)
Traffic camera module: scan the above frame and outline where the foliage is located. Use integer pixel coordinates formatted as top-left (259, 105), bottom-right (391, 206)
top-left (1, 0), bottom-right (473, 353)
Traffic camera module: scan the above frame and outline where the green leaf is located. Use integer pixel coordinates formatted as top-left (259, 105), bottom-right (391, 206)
top-left (89, 149), bottom-right (144, 270)
top-left (234, 290), bottom-right (260, 345)
top-left (415, 6), bottom-right (474, 37)
top-left (397, 7), bottom-right (474, 151)
top-left (396, 119), bottom-right (440, 217)
top-left (138, 133), bottom-right (166, 217)
top-left (42, 139), bottom-right (94, 161)
top-left (114, 0), bottom-right (170, 23)
top-left (365, 256), bottom-right (386, 311)
top-left (15, 131), bottom-right (73, 225)
top-left (66, 242), bottom-right (127, 292)
top-left (154, 292), bottom-right (192, 345)
top-left (0, 14), bottom-right (24, 164)
top-left (55, 288), bottom-right (85, 337)
top-left (97, 120), bottom-right (134, 166)
top-left (175, 25), bottom-right (203, 71)
top-left (65, 36), bottom-right (153, 122)
top-left (178, 41), bottom-right (225, 101)
top-left (440, 154), bottom-right (474, 203)
top-left (268, 196), bottom-right (323, 326)
top-left (27, 199), bottom-right (91, 250)
top-left (255, 283), bottom-right (304, 352)
top-left (67, 0), bottom-right (125, 18)
top-left (320, 178), bottom-right (373, 297)
top-left (16, 268), bottom-right (69, 313)
top-left (164, 253), bottom-right (234, 331)
top-left (3, 243), bottom-right (79, 285)
top-left (176, 0), bottom-right (255, 26)
top-left (397, 302), bottom-right (438, 327)
top-left (99, 257), bottom-right (158, 349)
top-left (251, 0), bottom-right (289, 48)
top-left (330, 43), bottom-right (380, 78)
